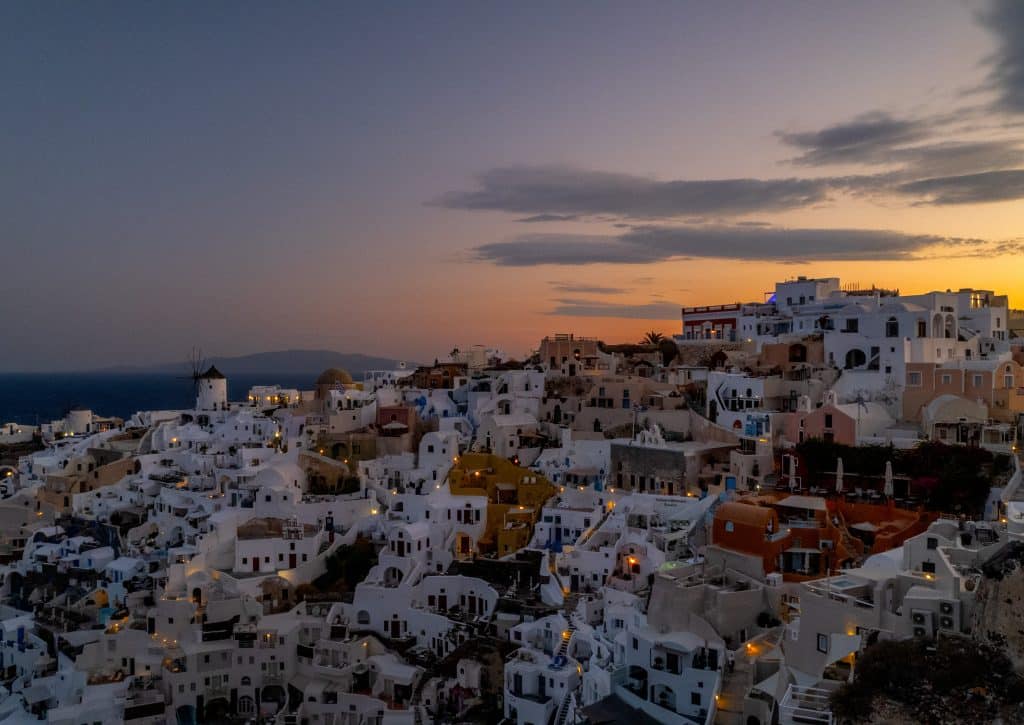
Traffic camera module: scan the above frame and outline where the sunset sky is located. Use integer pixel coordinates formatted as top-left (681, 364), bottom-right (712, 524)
top-left (3, 1), bottom-right (1023, 370)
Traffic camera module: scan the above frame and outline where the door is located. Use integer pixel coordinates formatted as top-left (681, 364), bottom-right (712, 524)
top-left (390, 619), bottom-right (401, 638)
top-left (289, 554), bottom-right (297, 569)
top-left (253, 557), bottom-right (259, 573)
top-left (438, 595), bottom-right (447, 611)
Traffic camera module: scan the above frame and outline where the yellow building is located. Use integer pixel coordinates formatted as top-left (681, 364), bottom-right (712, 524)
top-left (447, 453), bottom-right (556, 556)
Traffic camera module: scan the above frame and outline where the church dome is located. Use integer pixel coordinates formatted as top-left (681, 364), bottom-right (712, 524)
top-left (316, 368), bottom-right (353, 386)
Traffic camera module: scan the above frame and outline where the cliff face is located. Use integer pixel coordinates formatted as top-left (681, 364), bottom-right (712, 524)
top-left (970, 544), bottom-right (1024, 670)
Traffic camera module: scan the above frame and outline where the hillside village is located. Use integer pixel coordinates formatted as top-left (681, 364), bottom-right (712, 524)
top-left (1, 276), bottom-right (1023, 725)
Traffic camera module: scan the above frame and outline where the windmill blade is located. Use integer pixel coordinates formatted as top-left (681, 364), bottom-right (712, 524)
top-left (184, 346), bottom-right (207, 399)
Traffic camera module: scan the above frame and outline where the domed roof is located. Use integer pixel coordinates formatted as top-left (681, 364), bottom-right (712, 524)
top-left (316, 368), bottom-right (353, 385)
top-left (253, 461), bottom-right (305, 490)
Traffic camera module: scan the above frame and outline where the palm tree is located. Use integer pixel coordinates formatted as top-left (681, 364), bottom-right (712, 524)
top-left (641, 331), bottom-right (665, 345)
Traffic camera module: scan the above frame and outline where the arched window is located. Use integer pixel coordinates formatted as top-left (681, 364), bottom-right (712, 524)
top-left (845, 349), bottom-right (867, 369)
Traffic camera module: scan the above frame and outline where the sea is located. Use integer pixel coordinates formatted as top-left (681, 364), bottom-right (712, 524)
top-left (0, 373), bottom-right (320, 425)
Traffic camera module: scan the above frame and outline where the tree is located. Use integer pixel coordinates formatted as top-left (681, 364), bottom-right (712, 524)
top-left (641, 331), bottom-right (665, 345)
top-left (657, 339), bottom-right (679, 367)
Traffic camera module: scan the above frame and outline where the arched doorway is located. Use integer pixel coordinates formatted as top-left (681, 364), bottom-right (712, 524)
top-left (237, 696), bottom-right (255, 716)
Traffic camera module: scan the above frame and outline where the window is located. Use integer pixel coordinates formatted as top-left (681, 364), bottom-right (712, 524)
top-left (908, 372), bottom-right (922, 386)
top-left (824, 414), bottom-right (833, 428)
top-left (632, 637), bottom-right (638, 650)
top-left (885, 317), bottom-right (899, 337)
top-left (725, 521), bottom-right (734, 532)
top-left (922, 561), bottom-right (936, 573)
top-left (973, 374), bottom-right (983, 387)
top-left (817, 634), bottom-right (828, 654)
top-left (691, 692), bottom-right (701, 706)
top-left (927, 537), bottom-right (937, 550)
top-left (941, 374), bottom-right (952, 385)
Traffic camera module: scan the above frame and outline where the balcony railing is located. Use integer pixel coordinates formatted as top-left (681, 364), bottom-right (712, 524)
top-left (779, 685), bottom-right (833, 724)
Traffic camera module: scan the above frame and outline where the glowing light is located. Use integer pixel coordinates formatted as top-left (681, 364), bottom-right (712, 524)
top-left (627, 556), bottom-right (637, 565)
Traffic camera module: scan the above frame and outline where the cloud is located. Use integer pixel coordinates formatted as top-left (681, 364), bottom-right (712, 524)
top-left (433, 165), bottom-right (834, 219)
top-left (978, 0), bottom-right (1024, 113)
top-left (778, 112), bottom-right (930, 166)
top-left (516, 213), bottom-right (579, 223)
top-left (779, 111), bottom-right (1024, 177)
top-left (895, 169), bottom-right (1024, 204)
top-left (474, 233), bottom-right (669, 266)
top-left (549, 282), bottom-right (630, 295)
top-left (472, 224), bottom-right (1011, 266)
top-left (891, 140), bottom-right (1024, 177)
top-left (549, 298), bottom-right (681, 319)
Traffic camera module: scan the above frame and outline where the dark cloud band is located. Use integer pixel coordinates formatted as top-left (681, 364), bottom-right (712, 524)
top-left (473, 225), bottom-right (1016, 267)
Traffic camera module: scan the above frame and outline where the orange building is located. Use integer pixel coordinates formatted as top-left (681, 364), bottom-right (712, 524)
top-left (448, 453), bottom-right (556, 555)
top-left (713, 494), bottom-right (935, 582)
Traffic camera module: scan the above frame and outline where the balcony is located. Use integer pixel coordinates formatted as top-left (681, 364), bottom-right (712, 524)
top-left (205, 683), bottom-right (229, 699)
top-left (508, 688), bottom-right (551, 705)
top-left (779, 685), bottom-right (833, 724)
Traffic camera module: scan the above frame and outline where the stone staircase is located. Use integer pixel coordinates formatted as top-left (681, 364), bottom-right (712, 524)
top-left (553, 691), bottom-right (573, 725)
top-left (410, 675), bottom-right (428, 725)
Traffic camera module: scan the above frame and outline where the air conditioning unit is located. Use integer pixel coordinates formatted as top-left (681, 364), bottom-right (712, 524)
top-left (913, 626), bottom-right (927, 638)
top-left (940, 616), bottom-right (954, 630)
top-left (940, 601), bottom-right (954, 615)
top-left (912, 612), bottom-right (926, 625)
